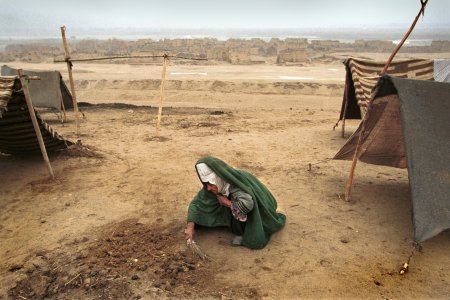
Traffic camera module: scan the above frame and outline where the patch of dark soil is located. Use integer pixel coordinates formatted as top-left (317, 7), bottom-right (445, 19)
top-left (78, 102), bottom-right (149, 110)
top-left (58, 141), bottom-right (105, 159)
top-left (9, 219), bottom-right (261, 299)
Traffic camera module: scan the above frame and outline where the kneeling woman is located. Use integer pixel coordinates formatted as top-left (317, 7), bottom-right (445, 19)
top-left (185, 156), bottom-right (286, 249)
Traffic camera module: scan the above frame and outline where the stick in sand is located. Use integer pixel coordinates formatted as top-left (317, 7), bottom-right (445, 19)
top-left (155, 54), bottom-right (168, 137)
top-left (60, 25), bottom-right (81, 135)
top-left (18, 70), bottom-right (55, 180)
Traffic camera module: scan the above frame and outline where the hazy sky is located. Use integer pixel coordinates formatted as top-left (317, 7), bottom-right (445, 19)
top-left (1, 0), bottom-right (449, 31)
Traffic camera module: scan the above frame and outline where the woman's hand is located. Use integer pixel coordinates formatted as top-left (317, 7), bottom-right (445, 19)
top-left (185, 222), bottom-right (195, 240)
top-left (217, 194), bottom-right (232, 208)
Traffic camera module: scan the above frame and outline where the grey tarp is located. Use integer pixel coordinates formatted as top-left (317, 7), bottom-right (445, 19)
top-left (396, 77), bottom-right (450, 242)
top-left (1, 65), bottom-right (73, 111)
top-left (0, 76), bottom-right (72, 154)
top-left (334, 75), bottom-right (450, 243)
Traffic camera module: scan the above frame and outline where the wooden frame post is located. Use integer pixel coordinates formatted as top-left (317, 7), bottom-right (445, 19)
top-left (155, 54), bottom-right (168, 137)
top-left (18, 69), bottom-right (55, 180)
top-left (60, 25), bottom-right (80, 135)
top-left (55, 79), bottom-right (67, 123)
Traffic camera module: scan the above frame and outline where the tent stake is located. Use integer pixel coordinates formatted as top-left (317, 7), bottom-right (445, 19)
top-left (18, 69), bottom-right (55, 180)
top-left (60, 25), bottom-right (81, 136)
top-left (155, 54), bottom-right (168, 137)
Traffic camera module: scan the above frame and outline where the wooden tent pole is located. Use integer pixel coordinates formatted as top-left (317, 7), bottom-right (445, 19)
top-left (60, 25), bottom-right (80, 135)
top-left (344, 114), bottom-right (367, 201)
top-left (60, 96), bottom-right (67, 123)
top-left (18, 69), bottom-right (55, 180)
top-left (341, 79), bottom-right (350, 138)
top-left (344, 0), bottom-right (428, 201)
top-left (381, 0), bottom-right (428, 75)
top-left (155, 55), bottom-right (168, 137)
top-left (55, 78), bottom-right (67, 122)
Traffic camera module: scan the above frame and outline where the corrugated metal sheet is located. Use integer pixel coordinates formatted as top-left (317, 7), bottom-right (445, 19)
top-left (0, 76), bottom-right (72, 154)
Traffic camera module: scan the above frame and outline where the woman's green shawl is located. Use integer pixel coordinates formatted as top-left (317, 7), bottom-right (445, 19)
top-left (187, 156), bottom-right (286, 249)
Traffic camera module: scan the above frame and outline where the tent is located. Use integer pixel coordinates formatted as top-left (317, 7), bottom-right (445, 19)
top-left (434, 59), bottom-right (450, 83)
top-left (334, 75), bottom-right (450, 243)
top-left (1, 65), bottom-right (73, 112)
top-left (336, 58), bottom-right (434, 123)
top-left (0, 76), bottom-right (72, 154)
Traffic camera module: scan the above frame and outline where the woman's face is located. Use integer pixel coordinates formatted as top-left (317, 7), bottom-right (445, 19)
top-left (206, 183), bottom-right (219, 194)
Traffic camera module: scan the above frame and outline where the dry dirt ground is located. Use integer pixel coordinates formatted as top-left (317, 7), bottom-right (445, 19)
top-left (0, 59), bottom-right (449, 299)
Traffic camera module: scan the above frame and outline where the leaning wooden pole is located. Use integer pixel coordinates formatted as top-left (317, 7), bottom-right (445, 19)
top-left (18, 69), bottom-right (55, 180)
top-left (344, 0), bottom-right (428, 201)
top-left (60, 25), bottom-right (80, 135)
top-left (381, 0), bottom-right (428, 75)
top-left (155, 55), bottom-right (168, 137)
top-left (344, 112), bottom-right (368, 201)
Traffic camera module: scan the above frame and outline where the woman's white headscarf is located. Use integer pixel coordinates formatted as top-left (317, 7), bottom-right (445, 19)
top-left (196, 163), bottom-right (230, 196)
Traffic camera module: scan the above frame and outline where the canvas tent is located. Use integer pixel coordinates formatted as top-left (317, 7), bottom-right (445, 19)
top-left (1, 65), bottom-right (73, 112)
top-left (434, 59), bottom-right (450, 83)
top-left (336, 58), bottom-right (434, 122)
top-left (334, 75), bottom-right (450, 243)
top-left (0, 76), bottom-right (72, 154)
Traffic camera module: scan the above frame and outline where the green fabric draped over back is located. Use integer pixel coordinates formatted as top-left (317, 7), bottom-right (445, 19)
top-left (187, 156), bottom-right (286, 249)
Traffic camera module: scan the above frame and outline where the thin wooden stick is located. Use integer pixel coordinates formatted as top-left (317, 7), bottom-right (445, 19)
top-left (341, 79), bottom-right (350, 138)
top-left (344, 0), bottom-right (428, 201)
top-left (60, 25), bottom-right (80, 135)
top-left (344, 114), bottom-right (367, 201)
top-left (381, 0), bottom-right (428, 75)
top-left (18, 69), bottom-right (55, 180)
top-left (53, 55), bottom-right (207, 63)
top-left (155, 55), bottom-right (168, 137)
top-left (64, 273), bottom-right (81, 286)
top-left (55, 77), bottom-right (67, 123)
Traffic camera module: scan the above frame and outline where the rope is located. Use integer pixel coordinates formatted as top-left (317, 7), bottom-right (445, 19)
top-left (54, 54), bottom-right (207, 63)
top-left (399, 242), bottom-right (422, 275)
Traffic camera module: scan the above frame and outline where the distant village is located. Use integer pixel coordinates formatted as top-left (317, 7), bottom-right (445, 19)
top-left (1, 37), bottom-right (449, 64)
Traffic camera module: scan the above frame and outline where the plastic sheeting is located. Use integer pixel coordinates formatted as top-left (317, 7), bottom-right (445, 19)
top-left (1, 65), bottom-right (73, 111)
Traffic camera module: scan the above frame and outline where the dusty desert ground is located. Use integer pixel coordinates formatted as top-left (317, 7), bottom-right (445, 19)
top-left (0, 56), bottom-right (449, 299)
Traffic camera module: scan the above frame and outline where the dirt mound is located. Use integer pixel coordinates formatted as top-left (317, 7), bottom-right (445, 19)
top-left (8, 219), bottom-right (261, 299)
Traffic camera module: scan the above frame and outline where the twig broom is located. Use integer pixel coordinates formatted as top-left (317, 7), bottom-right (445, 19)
top-left (186, 239), bottom-right (211, 261)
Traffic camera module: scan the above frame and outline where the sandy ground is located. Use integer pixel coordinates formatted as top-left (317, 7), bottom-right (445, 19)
top-left (0, 60), bottom-right (449, 299)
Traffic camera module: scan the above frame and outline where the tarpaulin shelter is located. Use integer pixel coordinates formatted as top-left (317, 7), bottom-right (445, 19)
top-left (1, 65), bottom-right (73, 112)
top-left (334, 75), bottom-right (450, 243)
top-left (0, 76), bottom-right (72, 154)
top-left (434, 59), bottom-right (450, 83)
top-left (336, 58), bottom-right (434, 123)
